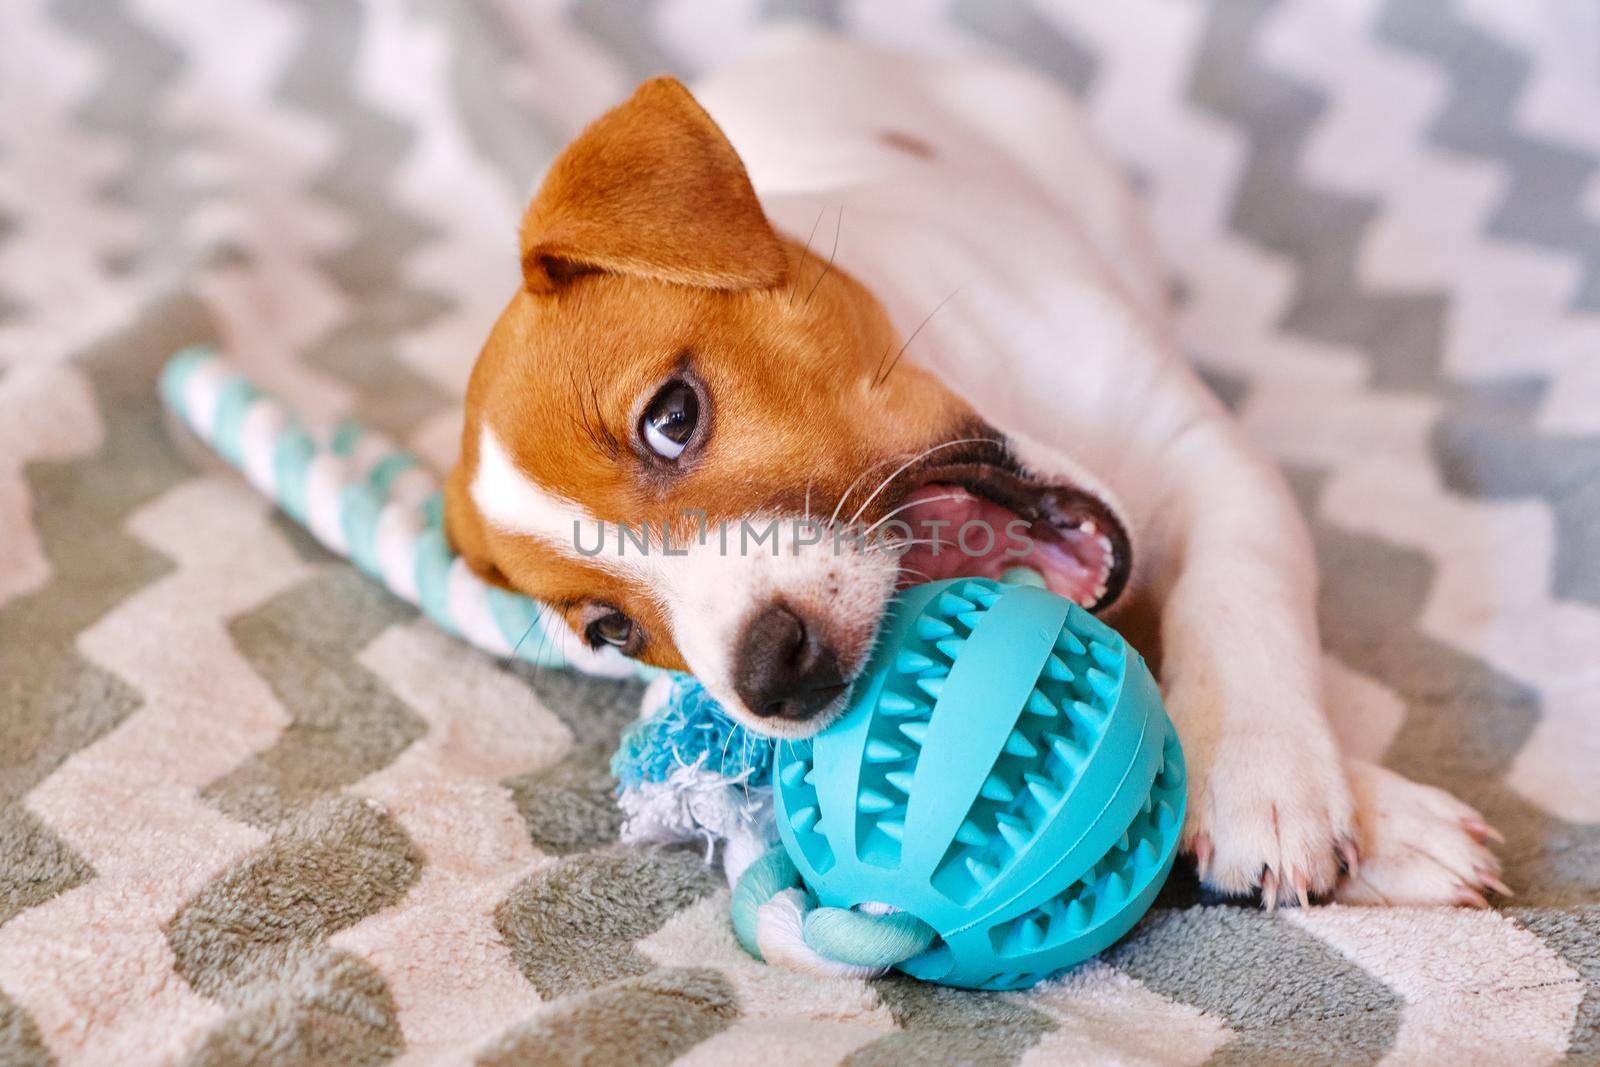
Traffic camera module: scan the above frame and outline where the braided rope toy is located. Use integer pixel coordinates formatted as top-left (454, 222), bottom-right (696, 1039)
top-left (159, 346), bottom-right (644, 678)
top-left (159, 349), bottom-right (1182, 989)
top-left (159, 346), bottom-right (774, 866)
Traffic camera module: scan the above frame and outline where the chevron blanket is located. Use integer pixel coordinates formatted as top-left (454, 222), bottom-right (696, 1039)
top-left (3, 1), bottom-right (1598, 1064)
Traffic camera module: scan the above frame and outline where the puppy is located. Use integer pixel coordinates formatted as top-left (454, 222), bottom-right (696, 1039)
top-left (447, 39), bottom-right (1505, 910)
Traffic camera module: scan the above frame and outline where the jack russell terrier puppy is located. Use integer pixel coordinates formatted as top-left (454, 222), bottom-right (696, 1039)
top-left (447, 39), bottom-right (1507, 912)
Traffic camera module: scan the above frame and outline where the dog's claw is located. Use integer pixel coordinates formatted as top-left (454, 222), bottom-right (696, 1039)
top-left (1292, 869), bottom-right (1311, 909)
top-left (1478, 869), bottom-right (1514, 898)
top-left (1192, 834), bottom-right (1214, 883)
top-left (1261, 867), bottom-right (1279, 911)
top-left (1455, 887), bottom-right (1490, 908)
top-left (1462, 817), bottom-right (1504, 846)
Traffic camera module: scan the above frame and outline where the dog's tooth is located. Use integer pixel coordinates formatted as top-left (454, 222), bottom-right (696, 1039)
top-left (1095, 534), bottom-right (1113, 556)
top-left (1079, 519), bottom-right (1097, 536)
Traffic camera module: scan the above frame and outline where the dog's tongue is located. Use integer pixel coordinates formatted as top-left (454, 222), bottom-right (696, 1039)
top-left (892, 484), bottom-right (1111, 607)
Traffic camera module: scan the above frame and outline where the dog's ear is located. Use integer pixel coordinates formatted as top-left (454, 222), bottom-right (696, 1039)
top-left (520, 77), bottom-right (787, 294)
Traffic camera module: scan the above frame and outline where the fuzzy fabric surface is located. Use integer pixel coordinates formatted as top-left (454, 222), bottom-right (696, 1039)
top-left (2, 1), bottom-right (1599, 1064)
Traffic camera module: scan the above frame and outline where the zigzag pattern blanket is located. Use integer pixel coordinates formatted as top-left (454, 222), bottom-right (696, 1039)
top-left (1, 1), bottom-right (1597, 1063)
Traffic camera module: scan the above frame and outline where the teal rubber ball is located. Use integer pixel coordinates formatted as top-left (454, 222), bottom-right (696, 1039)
top-left (772, 576), bottom-right (1186, 990)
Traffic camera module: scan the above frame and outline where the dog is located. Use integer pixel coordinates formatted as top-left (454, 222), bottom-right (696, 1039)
top-left (446, 38), bottom-right (1506, 911)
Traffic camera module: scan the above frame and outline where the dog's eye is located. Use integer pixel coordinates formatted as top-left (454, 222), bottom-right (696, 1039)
top-left (585, 610), bottom-right (635, 651)
top-left (640, 380), bottom-right (698, 461)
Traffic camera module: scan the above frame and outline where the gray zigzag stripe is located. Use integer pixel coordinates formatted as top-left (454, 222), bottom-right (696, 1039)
top-left (419, 0), bottom-right (563, 200)
top-left (166, 794), bottom-right (422, 1066)
top-left (566, 0), bottom-right (1098, 121)
top-left (1514, 906), bottom-right (1600, 1064)
top-left (501, 666), bottom-right (649, 856)
top-left (52, 0), bottom-right (203, 281)
top-left (276, 0), bottom-right (452, 438)
top-left (1433, 379), bottom-right (1600, 609)
top-left (477, 968), bottom-right (738, 1067)
top-left (493, 845), bottom-right (719, 1000)
top-left (1383, 0), bottom-right (1600, 633)
top-left (203, 569), bottom-right (425, 828)
top-left (0, 295), bottom-right (219, 928)
top-left (844, 980), bottom-right (1056, 1067)
top-left (1305, 456), bottom-right (1600, 1031)
top-left (1109, 906), bottom-right (1399, 1066)
top-left (1300, 463), bottom-right (1600, 905)
top-left (1191, 0), bottom-right (1447, 392)
top-left (762, 0), bottom-right (841, 26)
top-left (952, 0), bottom-right (1097, 97)
top-left (568, 0), bottom-right (682, 82)
top-left (1380, 0), bottom-right (1600, 311)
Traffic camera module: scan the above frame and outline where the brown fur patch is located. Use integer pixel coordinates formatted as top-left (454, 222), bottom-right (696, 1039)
top-left (520, 78), bottom-right (788, 294)
top-left (449, 80), bottom-right (975, 670)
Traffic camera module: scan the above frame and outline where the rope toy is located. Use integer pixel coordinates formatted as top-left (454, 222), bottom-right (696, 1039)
top-left (159, 346), bottom-right (646, 679)
top-left (731, 571), bottom-right (1186, 989)
top-left (159, 349), bottom-right (1184, 990)
top-left (159, 347), bottom-right (770, 865)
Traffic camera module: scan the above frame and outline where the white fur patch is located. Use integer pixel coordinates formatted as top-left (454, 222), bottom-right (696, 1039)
top-left (469, 424), bottom-right (898, 726)
top-left (470, 424), bottom-right (597, 556)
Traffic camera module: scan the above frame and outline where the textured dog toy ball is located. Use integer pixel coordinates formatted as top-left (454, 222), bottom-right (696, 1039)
top-left (736, 573), bottom-right (1185, 990)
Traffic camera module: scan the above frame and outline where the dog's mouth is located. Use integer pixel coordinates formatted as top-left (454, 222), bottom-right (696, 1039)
top-left (884, 438), bottom-right (1131, 612)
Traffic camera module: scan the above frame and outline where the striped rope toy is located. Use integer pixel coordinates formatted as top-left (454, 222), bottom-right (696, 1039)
top-left (158, 346), bottom-right (647, 681)
top-left (158, 347), bottom-right (1136, 986)
top-left (157, 347), bottom-right (833, 973)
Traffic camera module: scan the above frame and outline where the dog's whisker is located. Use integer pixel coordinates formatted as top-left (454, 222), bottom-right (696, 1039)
top-left (802, 206), bottom-right (843, 307)
top-left (510, 609), bottom-right (544, 660)
top-left (511, 601), bottom-right (561, 685)
top-left (720, 718), bottom-right (737, 779)
top-left (861, 491), bottom-right (969, 537)
top-left (536, 604), bottom-right (567, 680)
top-left (876, 536), bottom-right (942, 552)
top-left (827, 452), bottom-right (902, 529)
top-left (873, 284), bottom-right (964, 388)
top-left (787, 205), bottom-right (827, 305)
top-left (846, 436), bottom-right (990, 529)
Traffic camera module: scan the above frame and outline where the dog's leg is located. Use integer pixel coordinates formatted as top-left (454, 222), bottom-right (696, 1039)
top-left (1333, 759), bottom-right (1507, 906)
top-left (1151, 421), bottom-right (1355, 904)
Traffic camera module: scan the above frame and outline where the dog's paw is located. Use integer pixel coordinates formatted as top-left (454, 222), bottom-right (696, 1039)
top-left (1333, 760), bottom-right (1509, 907)
top-left (1182, 727), bottom-right (1356, 907)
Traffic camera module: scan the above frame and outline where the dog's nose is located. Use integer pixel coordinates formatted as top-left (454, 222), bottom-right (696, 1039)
top-left (733, 603), bottom-right (846, 721)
